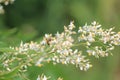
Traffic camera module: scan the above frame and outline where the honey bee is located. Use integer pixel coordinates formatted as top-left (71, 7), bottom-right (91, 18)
top-left (45, 38), bottom-right (52, 45)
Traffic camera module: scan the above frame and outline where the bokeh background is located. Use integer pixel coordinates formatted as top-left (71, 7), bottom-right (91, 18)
top-left (0, 0), bottom-right (120, 80)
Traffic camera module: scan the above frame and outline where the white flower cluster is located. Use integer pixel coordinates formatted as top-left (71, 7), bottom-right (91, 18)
top-left (1, 21), bottom-right (120, 79)
top-left (0, 0), bottom-right (15, 14)
top-left (37, 74), bottom-right (63, 80)
top-left (39, 22), bottom-right (91, 71)
top-left (78, 21), bottom-right (120, 57)
top-left (37, 74), bottom-right (49, 80)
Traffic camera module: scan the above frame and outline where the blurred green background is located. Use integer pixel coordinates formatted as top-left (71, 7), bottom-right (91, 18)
top-left (0, 0), bottom-right (120, 80)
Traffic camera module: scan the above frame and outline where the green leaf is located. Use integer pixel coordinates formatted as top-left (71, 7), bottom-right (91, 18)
top-left (0, 28), bottom-right (17, 37)
top-left (0, 48), bottom-right (15, 54)
top-left (0, 67), bottom-right (19, 79)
